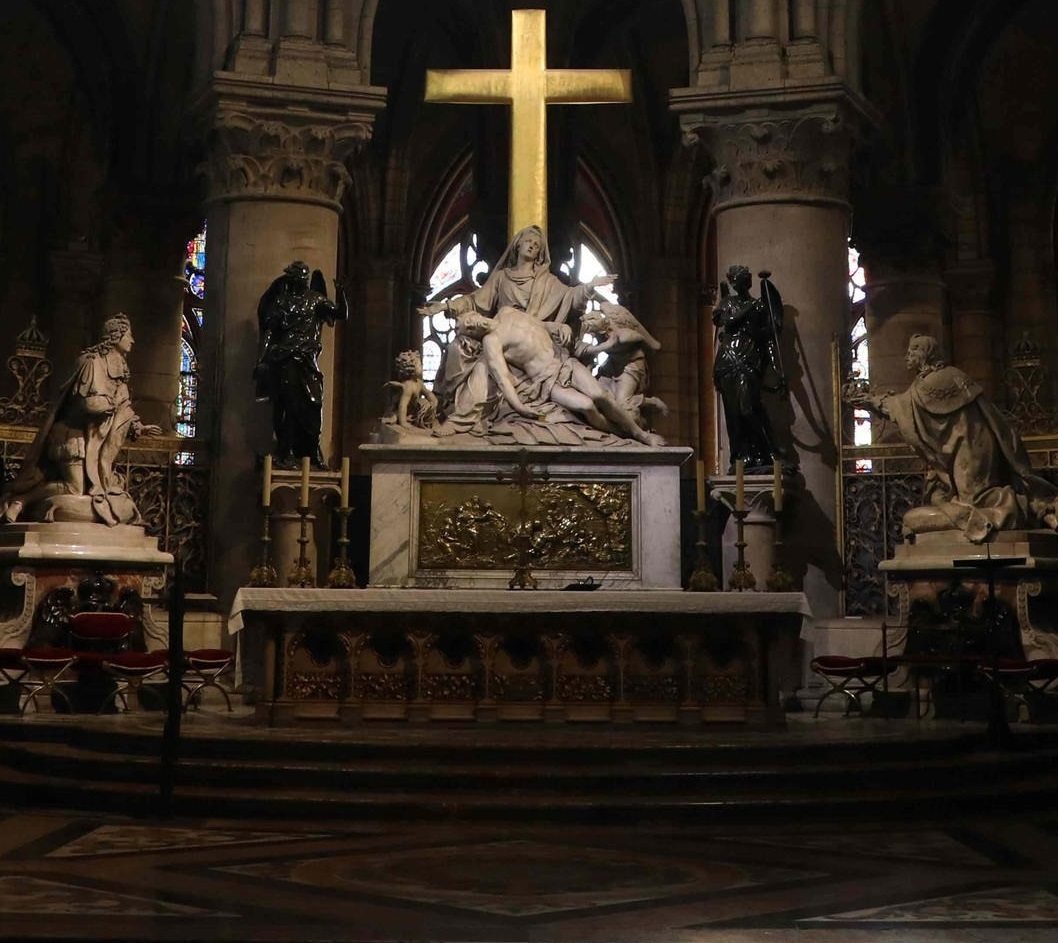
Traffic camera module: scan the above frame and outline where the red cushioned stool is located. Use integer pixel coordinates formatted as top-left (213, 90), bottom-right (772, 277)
top-left (810, 655), bottom-right (896, 718)
top-left (100, 650), bottom-right (170, 713)
top-left (182, 649), bottom-right (235, 712)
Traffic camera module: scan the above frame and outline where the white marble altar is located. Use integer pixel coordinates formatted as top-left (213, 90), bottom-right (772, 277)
top-left (362, 443), bottom-right (690, 590)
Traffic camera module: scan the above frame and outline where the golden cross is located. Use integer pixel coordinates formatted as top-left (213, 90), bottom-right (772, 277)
top-left (425, 8), bottom-right (631, 238)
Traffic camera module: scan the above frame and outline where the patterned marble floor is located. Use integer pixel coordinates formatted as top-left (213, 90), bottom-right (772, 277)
top-left (0, 804), bottom-right (1056, 942)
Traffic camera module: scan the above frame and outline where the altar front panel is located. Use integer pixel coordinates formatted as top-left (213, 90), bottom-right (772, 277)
top-left (229, 588), bottom-right (811, 726)
top-left (363, 444), bottom-right (690, 590)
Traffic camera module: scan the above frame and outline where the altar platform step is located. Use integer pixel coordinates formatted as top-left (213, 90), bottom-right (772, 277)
top-left (1, 716), bottom-right (1057, 823)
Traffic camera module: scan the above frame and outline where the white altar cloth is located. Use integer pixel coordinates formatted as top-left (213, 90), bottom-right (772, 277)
top-left (229, 587), bottom-right (812, 634)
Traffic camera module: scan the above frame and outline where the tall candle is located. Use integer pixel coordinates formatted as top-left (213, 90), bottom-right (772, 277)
top-left (773, 459), bottom-right (783, 513)
top-left (299, 456), bottom-right (311, 508)
top-left (735, 459), bottom-right (745, 511)
top-left (695, 459), bottom-right (706, 512)
top-left (340, 456), bottom-right (350, 508)
top-left (262, 454), bottom-right (272, 507)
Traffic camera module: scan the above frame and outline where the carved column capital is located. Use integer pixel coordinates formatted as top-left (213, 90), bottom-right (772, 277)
top-left (672, 83), bottom-right (878, 213)
top-left (198, 79), bottom-right (387, 209)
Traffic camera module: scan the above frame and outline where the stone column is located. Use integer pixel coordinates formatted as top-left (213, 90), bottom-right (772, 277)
top-left (230, 0), bottom-right (272, 74)
top-left (343, 256), bottom-right (404, 462)
top-left (674, 86), bottom-right (875, 621)
top-left (47, 245), bottom-right (104, 385)
top-left (275, 0), bottom-right (327, 86)
top-left (730, 0), bottom-right (782, 89)
top-left (638, 257), bottom-right (700, 448)
top-left (861, 269), bottom-right (947, 400)
top-left (100, 219), bottom-right (189, 432)
top-left (945, 260), bottom-right (998, 398)
top-left (791, 0), bottom-right (817, 37)
top-left (198, 78), bottom-right (385, 610)
top-left (853, 187), bottom-right (950, 399)
top-left (744, 0), bottom-right (778, 39)
top-left (696, 0), bottom-right (732, 89)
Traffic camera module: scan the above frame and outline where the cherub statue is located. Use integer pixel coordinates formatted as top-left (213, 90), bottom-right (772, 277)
top-left (383, 350), bottom-right (440, 433)
top-left (578, 302), bottom-right (668, 430)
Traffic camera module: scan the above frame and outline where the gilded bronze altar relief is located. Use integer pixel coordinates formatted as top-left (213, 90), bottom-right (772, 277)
top-left (417, 480), bottom-right (632, 570)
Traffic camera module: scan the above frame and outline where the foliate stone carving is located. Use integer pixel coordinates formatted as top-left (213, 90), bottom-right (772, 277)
top-left (0, 317), bottom-right (51, 425)
top-left (202, 112), bottom-right (372, 207)
top-left (697, 109), bottom-right (850, 209)
top-left (1002, 332), bottom-right (1057, 437)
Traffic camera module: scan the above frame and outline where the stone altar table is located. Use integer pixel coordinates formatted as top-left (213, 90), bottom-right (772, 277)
top-left (228, 587), bottom-right (811, 726)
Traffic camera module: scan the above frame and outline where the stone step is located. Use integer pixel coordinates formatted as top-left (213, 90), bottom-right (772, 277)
top-left (2, 737), bottom-right (1056, 795)
top-left (2, 722), bottom-right (1058, 823)
top-left (2, 757), bottom-right (1057, 824)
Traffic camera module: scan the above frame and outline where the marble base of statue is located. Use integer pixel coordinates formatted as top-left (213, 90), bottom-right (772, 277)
top-left (880, 529), bottom-right (1058, 660)
top-left (0, 522), bottom-right (173, 649)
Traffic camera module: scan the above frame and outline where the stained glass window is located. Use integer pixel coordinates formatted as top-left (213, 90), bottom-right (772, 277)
top-left (421, 233), bottom-right (487, 387)
top-left (176, 223), bottom-right (205, 463)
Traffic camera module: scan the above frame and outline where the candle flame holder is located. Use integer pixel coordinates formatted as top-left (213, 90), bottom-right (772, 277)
top-left (765, 507), bottom-right (796, 592)
top-left (248, 508), bottom-right (278, 587)
top-left (728, 507), bottom-right (756, 592)
top-left (327, 505), bottom-right (358, 588)
top-left (287, 505), bottom-right (315, 588)
top-left (687, 507), bottom-right (719, 592)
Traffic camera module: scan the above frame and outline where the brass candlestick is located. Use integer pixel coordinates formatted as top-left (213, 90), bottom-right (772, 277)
top-left (728, 508), bottom-right (756, 592)
top-left (327, 505), bottom-right (358, 588)
top-left (765, 508), bottom-right (796, 591)
top-left (248, 510), bottom-right (278, 587)
top-left (687, 507), bottom-right (719, 592)
top-left (287, 505), bottom-right (315, 587)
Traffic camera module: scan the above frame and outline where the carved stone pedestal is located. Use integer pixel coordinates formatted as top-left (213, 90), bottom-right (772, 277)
top-left (880, 530), bottom-right (1058, 659)
top-left (0, 523), bottom-right (173, 649)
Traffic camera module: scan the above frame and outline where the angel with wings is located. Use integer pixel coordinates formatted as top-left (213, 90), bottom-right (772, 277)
top-left (577, 302), bottom-right (668, 430)
top-left (253, 260), bottom-right (347, 468)
top-left (712, 264), bottom-right (787, 473)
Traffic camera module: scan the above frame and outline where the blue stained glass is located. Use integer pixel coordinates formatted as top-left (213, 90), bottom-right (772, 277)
top-left (185, 224), bottom-right (206, 300)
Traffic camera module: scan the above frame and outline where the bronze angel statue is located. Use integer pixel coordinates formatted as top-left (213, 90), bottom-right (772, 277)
top-left (712, 265), bottom-right (788, 472)
top-left (253, 261), bottom-right (347, 468)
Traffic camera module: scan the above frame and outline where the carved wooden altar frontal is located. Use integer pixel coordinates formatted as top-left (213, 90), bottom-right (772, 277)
top-left (231, 590), bottom-right (809, 726)
top-left (418, 480), bottom-right (632, 570)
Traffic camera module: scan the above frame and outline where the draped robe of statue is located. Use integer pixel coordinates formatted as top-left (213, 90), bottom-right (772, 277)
top-left (3, 346), bottom-right (141, 525)
top-left (882, 361), bottom-right (1058, 542)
